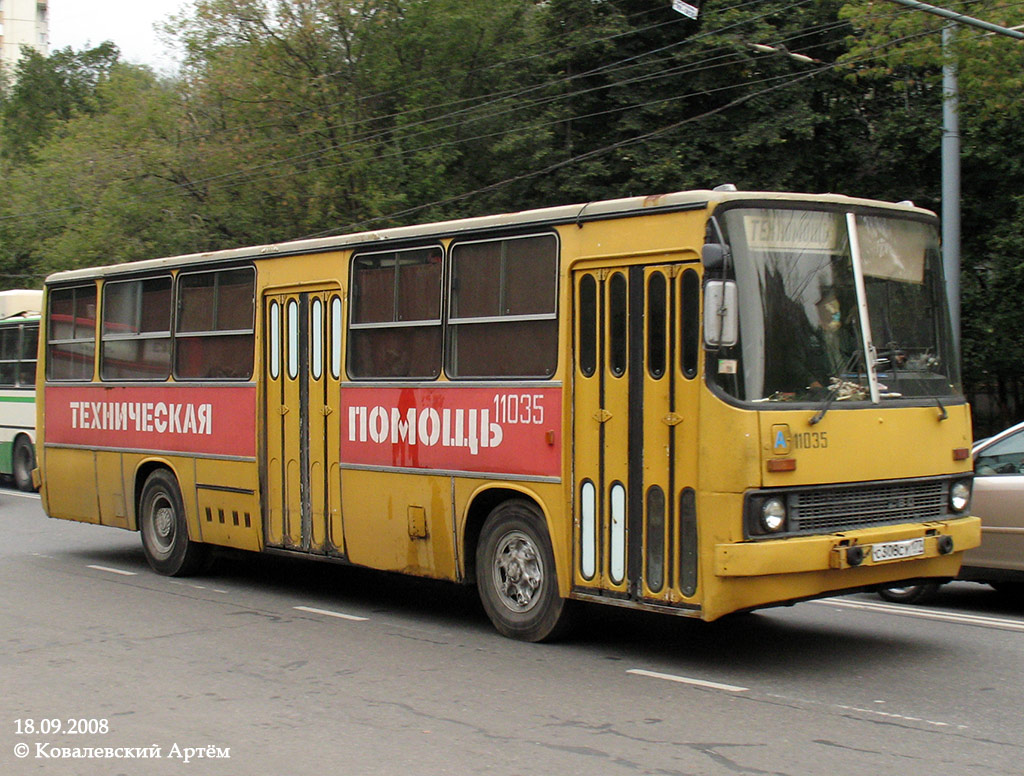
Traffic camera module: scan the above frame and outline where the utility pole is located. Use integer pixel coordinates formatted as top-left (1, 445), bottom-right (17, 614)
top-left (882, 0), bottom-right (1024, 350)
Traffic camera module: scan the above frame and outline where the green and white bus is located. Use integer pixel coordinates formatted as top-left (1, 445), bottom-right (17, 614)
top-left (0, 290), bottom-right (42, 491)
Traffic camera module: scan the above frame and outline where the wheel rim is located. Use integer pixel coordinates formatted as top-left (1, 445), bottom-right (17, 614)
top-left (491, 530), bottom-right (544, 613)
top-left (149, 494), bottom-right (176, 557)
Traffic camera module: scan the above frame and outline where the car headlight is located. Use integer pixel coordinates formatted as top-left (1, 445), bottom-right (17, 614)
top-left (761, 497), bottom-right (787, 533)
top-left (949, 480), bottom-right (971, 514)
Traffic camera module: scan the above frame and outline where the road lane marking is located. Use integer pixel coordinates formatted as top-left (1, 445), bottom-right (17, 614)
top-left (831, 703), bottom-right (960, 728)
top-left (3, 489), bottom-right (41, 500)
top-left (817, 597), bottom-right (1024, 632)
top-left (87, 565), bottom-right (138, 576)
top-left (168, 580), bottom-right (229, 594)
top-left (294, 605), bottom-right (368, 622)
top-left (627, 668), bottom-right (748, 693)
top-left (764, 692), bottom-right (969, 731)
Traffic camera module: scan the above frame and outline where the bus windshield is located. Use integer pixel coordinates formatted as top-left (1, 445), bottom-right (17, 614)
top-left (711, 206), bottom-right (962, 405)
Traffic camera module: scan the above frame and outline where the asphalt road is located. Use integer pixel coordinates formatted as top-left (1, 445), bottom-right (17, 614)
top-left (2, 486), bottom-right (1022, 775)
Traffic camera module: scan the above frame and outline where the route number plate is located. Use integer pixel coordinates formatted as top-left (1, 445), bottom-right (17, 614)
top-left (871, 538), bottom-right (925, 563)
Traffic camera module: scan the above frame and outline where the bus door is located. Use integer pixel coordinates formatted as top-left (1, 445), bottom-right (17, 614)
top-left (263, 289), bottom-right (344, 556)
top-left (573, 264), bottom-right (701, 605)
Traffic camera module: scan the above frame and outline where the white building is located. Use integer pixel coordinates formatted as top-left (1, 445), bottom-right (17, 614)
top-left (0, 0), bottom-right (49, 77)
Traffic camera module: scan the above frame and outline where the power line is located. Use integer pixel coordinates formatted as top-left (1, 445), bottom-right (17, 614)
top-left (1, 0), bottom-right (1012, 235)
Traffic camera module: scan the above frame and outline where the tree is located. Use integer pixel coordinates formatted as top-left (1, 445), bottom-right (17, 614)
top-left (840, 0), bottom-right (1024, 433)
top-left (0, 43), bottom-right (121, 163)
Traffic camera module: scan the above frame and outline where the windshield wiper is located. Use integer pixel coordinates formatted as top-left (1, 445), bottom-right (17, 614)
top-left (808, 351), bottom-right (866, 426)
top-left (808, 383), bottom-right (840, 426)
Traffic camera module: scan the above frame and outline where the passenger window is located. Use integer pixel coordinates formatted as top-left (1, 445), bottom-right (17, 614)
top-left (47, 284), bottom-right (97, 381)
top-left (0, 328), bottom-right (19, 386)
top-left (18, 326), bottom-right (37, 386)
top-left (348, 246), bottom-right (442, 379)
top-left (101, 276), bottom-right (172, 380)
top-left (175, 268), bottom-right (255, 380)
top-left (447, 234), bottom-right (558, 379)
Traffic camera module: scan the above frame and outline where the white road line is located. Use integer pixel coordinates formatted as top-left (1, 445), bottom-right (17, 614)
top-left (831, 703), bottom-right (962, 729)
top-left (627, 668), bottom-right (748, 693)
top-left (168, 580), bottom-right (229, 594)
top-left (3, 489), bottom-right (41, 500)
top-left (293, 605), bottom-right (368, 622)
top-left (87, 564), bottom-right (137, 576)
top-left (816, 597), bottom-right (1024, 632)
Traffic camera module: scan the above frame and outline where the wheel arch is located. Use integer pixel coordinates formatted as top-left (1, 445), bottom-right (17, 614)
top-left (130, 458), bottom-right (187, 533)
top-left (13, 429), bottom-right (36, 447)
top-left (461, 484), bottom-right (560, 589)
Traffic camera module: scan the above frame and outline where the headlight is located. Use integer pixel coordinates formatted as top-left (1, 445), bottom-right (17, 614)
top-left (950, 480), bottom-right (971, 513)
top-left (761, 497), bottom-right (787, 533)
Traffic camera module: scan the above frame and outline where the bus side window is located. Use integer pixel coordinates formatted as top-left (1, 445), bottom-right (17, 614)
top-left (101, 276), bottom-right (172, 381)
top-left (348, 246), bottom-right (442, 379)
top-left (0, 327), bottom-right (18, 386)
top-left (175, 268), bottom-right (255, 380)
top-left (447, 234), bottom-right (558, 379)
top-left (19, 324), bottom-right (38, 386)
top-left (47, 284), bottom-right (97, 381)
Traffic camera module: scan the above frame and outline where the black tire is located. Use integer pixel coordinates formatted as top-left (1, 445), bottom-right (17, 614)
top-left (877, 582), bottom-right (941, 605)
top-left (138, 470), bottom-right (209, 576)
top-left (12, 436), bottom-right (36, 492)
top-left (476, 499), bottom-right (574, 642)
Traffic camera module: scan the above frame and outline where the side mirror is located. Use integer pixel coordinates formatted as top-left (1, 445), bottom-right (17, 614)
top-left (704, 280), bottom-right (738, 347)
top-left (702, 243), bottom-right (729, 272)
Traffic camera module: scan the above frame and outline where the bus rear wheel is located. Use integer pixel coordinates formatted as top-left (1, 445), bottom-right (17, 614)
top-left (475, 499), bottom-right (573, 642)
top-left (12, 436), bottom-right (36, 492)
top-left (877, 582), bottom-right (940, 605)
top-left (139, 470), bottom-right (209, 576)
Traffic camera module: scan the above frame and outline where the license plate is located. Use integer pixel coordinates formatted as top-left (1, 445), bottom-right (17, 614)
top-left (871, 538), bottom-right (926, 563)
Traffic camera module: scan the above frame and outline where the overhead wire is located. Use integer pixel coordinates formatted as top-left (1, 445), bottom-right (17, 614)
top-left (1, 0), bottom-right (1013, 233)
top-left (0, 0), bottom-right (823, 222)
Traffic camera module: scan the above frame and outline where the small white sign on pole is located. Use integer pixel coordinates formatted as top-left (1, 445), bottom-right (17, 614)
top-left (670, 0), bottom-right (700, 20)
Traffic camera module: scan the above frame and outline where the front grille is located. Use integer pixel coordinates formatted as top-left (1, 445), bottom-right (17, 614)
top-left (791, 479), bottom-right (948, 533)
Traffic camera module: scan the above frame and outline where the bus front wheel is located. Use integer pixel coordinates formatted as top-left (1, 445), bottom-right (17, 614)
top-left (12, 436), bottom-right (36, 492)
top-left (139, 470), bottom-right (209, 576)
top-left (475, 500), bottom-right (573, 642)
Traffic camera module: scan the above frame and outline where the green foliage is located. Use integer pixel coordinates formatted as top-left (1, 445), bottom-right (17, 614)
top-left (0, 0), bottom-right (1021, 421)
top-left (840, 0), bottom-right (1024, 429)
top-left (0, 42), bottom-right (121, 163)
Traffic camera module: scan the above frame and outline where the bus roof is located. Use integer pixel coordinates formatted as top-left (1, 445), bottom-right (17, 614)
top-left (0, 289), bottom-right (43, 320)
top-left (43, 189), bottom-right (934, 285)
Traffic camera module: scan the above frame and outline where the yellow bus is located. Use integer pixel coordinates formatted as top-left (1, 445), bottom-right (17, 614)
top-left (36, 189), bottom-right (980, 640)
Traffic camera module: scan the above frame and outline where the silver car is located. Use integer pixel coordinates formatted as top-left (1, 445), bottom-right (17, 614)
top-left (879, 420), bottom-right (1024, 603)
